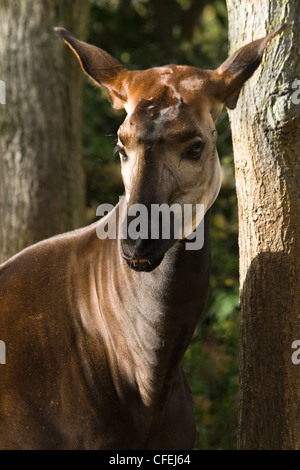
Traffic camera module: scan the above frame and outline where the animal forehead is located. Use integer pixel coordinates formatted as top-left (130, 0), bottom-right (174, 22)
top-left (119, 66), bottom-right (209, 144)
top-left (127, 65), bottom-right (208, 101)
top-left (119, 94), bottom-right (199, 145)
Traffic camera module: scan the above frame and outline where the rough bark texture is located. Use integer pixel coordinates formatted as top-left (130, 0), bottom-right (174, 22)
top-left (226, 0), bottom-right (300, 449)
top-left (0, 0), bottom-right (90, 263)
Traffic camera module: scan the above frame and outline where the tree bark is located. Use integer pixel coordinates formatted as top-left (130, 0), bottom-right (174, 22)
top-left (0, 0), bottom-right (90, 263)
top-left (226, 0), bottom-right (300, 449)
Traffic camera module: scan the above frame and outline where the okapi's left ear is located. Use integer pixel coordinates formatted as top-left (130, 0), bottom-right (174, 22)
top-left (54, 27), bottom-right (129, 109)
top-left (212, 23), bottom-right (287, 109)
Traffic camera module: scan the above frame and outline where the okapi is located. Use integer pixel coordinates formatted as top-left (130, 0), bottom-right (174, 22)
top-left (0, 24), bottom-right (285, 449)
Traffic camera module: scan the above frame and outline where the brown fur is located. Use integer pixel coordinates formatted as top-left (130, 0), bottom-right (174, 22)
top-left (0, 24), bottom-right (286, 449)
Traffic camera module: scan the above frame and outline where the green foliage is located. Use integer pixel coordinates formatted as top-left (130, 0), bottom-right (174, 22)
top-left (84, 0), bottom-right (238, 449)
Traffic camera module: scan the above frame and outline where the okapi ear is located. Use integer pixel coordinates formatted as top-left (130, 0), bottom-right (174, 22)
top-left (54, 27), bottom-right (129, 109)
top-left (212, 23), bottom-right (287, 109)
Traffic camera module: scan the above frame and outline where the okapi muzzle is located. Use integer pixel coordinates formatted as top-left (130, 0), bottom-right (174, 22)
top-left (119, 197), bottom-right (178, 272)
top-left (118, 91), bottom-right (198, 271)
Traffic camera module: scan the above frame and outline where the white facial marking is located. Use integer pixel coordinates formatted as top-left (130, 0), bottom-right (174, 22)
top-left (199, 155), bottom-right (222, 214)
top-left (120, 147), bottom-right (140, 203)
top-left (153, 100), bottom-right (181, 128)
top-left (180, 76), bottom-right (204, 92)
top-left (153, 66), bottom-right (174, 74)
top-left (124, 101), bottom-right (133, 115)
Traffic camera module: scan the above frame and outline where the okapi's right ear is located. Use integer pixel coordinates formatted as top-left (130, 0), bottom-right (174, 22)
top-left (54, 27), bottom-right (129, 109)
top-left (212, 23), bottom-right (287, 109)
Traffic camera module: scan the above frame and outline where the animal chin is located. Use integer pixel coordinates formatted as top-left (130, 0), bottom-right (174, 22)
top-left (125, 255), bottom-right (164, 272)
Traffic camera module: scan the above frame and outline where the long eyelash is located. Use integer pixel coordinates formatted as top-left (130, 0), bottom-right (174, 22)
top-left (113, 143), bottom-right (128, 162)
top-left (114, 143), bottom-right (124, 157)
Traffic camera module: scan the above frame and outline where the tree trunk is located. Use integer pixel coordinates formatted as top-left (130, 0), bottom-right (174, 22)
top-left (0, 0), bottom-right (90, 263)
top-left (226, 0), bottom-right (300, 449)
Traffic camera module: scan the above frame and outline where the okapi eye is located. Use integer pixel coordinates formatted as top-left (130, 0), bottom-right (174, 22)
top-left (116, 145), bottom-right (128, 163)
top-left (184, 139), bottom-right (205, 161)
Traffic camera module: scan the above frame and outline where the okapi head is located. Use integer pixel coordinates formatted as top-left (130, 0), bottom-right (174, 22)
top-left (55, 24), bottom-right (286, 272)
